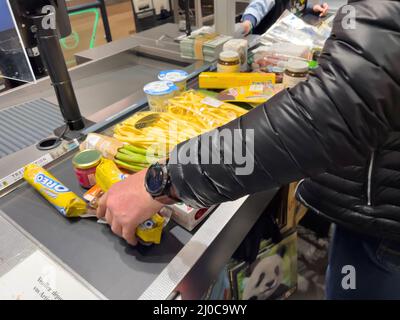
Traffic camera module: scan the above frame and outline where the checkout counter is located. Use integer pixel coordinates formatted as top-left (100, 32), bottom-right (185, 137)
top-left (0, 23), bottom-right (278, 300)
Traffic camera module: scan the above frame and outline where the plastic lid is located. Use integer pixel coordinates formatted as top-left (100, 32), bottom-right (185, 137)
top-left (219, 50), bottom-right (240, 62)
top-left (286, 60), bottom-right (309, 73)
top-left (158, 70), bottom-right (189, 82)
top-left (72, 150), bottom-right (102, 170)
top-left (143, 81), bottom-right (178, 96)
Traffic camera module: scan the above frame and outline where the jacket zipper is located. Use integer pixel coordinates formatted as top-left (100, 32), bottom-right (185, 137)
top-left (367, 151), bottom-right (375, 206)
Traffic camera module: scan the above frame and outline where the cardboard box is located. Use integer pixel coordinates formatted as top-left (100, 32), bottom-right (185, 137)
top-left (168, 203), bottom-right (217, 231)
top-left (199, 72), bottom-right (276, 89)
top-left (286, 182), bottom-right (308, 229)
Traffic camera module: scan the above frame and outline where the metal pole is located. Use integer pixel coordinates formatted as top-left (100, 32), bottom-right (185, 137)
top-left (194, 0), bottom-right (202, 28)
top-left (97, 0), bottom-right (112, 42)
top-left (31, 12), bottom-right (84, 131)
top-left (214, 0), bottom-right (235, 36)
top-left (68, 1), bottom-right (113, 42)
top-left (184, 0), bottom-right (191, 36)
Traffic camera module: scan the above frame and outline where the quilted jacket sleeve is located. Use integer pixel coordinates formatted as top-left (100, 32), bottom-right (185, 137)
top-left (168, 1), bottom-right (400, 208)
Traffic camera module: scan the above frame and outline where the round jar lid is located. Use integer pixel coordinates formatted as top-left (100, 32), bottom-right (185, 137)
top-left (73, 150), bottom-right (102, 170)
top-left (219, 50), bottom-right (240, 62)
top-left (286, 60), bottom-right (309, 73)
top-left (158, 70), bottom-right (189, 82)
top-left (143, 81), bottom-right (178, 96)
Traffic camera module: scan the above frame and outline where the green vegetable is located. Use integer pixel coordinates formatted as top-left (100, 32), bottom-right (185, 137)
top-left (116, 152), bottom-right (158, 165)
top-left (122, 144), bottom-right (164, 158)
top-left (122, 145), bottom-right (148, 156)
top-left (115, 160), bottom-right (148, 172)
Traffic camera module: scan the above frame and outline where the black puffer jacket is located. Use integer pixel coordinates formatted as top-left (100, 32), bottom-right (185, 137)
top-left (169, 0), bottom-right (400, 241)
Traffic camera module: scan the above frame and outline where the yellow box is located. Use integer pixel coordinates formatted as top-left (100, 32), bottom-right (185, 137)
top-left (199, 72), bottom-right (276, 89)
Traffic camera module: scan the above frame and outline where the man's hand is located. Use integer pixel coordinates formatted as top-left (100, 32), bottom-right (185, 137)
top-left (96, 169), bottom-right (164, 246)
top-left (313, 3), bottom-right (329, 17)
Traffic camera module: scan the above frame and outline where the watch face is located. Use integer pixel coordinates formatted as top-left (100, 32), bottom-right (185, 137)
top-left (146, 164), bottom-right (165, 196)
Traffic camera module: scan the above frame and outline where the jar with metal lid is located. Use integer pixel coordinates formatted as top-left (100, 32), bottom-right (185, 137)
top-left (217, 51), bottom-right (240, 73)
top-left (283, 60), bottom-right (309, 89)
top-left (72, 150), bottom-right (102, 189)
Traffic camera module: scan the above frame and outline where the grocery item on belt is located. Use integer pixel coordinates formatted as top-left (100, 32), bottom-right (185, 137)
top-left (143, 81), bottom-right (179, 112)
top-left (199, 72), bottom-right (275, 89)
top-left (180, 32), bottom-right (232, 62)
top-left (95, 158), bottom-right (166, 245)
top-left (217, 83), bottom-right (284, 105)
top-left (217, 51), bottom-right (241, 73)
top-left (223, 39), bottom-right (248, 72)
top-left (72, 150), bottom-right (102, 189)
top-left (114, 91), bottom-right (248, 155)
top-left (168, 203), bottom-right (216, 231)
top-left (114, 144), bottom-right (160, 173)
top-left (158, 70), bottom-right (189, 92)
top-left (283, 60), bottom-right (309, 89)
top-left (83, 184), bottom-right (103, 209)
top-left (80, 133), bottom-right (124, 160)
top-left (95, 158), bottom-right (127, 193)
top-left (23, 164), bottom-right (87, 218)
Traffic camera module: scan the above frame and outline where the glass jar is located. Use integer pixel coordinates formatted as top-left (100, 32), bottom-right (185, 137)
top-left (283, 60), bottom-right (309, 89)
top-left (217, 51), bottom-right (240, 73)
top-left (72, 150), bottom-right (102, 189)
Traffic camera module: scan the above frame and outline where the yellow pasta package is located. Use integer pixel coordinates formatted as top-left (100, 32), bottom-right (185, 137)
top-left (23, 164), bottom-right (87, 218)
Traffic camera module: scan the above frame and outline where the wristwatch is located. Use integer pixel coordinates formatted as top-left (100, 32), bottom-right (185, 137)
top-left (145, 162), bottom-right (180, 205)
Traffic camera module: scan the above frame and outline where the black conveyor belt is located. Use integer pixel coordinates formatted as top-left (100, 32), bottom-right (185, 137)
top-left (0, 156), bottom-right (193, 299)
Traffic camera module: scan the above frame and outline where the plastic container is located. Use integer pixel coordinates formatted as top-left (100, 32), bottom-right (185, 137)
top-left (283, 60), bottom-right (309, 89)
top-left (72, 150), bottom-right (102, 189)
top-left (143, 81), bottom-right (179, 112)
top-left (217, 51), bottom-right (240, 73)
top-left (158, 70), bottom-right (189, 93)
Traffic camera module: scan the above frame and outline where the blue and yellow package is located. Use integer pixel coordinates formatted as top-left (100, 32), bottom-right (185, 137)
top-left (24, 164), bottom-right (87, 218)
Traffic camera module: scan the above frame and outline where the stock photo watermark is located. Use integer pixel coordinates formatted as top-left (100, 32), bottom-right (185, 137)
top-left (341, 265), bottom-right (356, 290)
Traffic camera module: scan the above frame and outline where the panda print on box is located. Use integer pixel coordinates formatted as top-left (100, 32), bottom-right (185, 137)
top-left (242, 246), bottom-right (287, 300)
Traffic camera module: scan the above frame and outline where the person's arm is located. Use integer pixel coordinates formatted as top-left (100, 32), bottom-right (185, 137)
top-left (240, 0), bottom-right (276, 34)
top-left (97, 2), bottom-right (399, 245)
top-left (168, 4), bottom-right (396, 208)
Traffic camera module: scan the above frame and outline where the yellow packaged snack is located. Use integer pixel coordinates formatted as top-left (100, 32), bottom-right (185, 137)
top-left (199, 72), bottom-right (276, 89)
top-left (95, 158), bottom-right (127, 193)
top-left (95, 159), bottom-right (166, 245)
top-left (23, 164), bottom-right (87, 218)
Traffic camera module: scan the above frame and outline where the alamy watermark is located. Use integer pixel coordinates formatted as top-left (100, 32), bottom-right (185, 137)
top-left (341, 5), bottom-right (357, 30)
top-left (142, 120), bottom-right (256, 176)
top-left (341, 265), bottom-right (356, 290)
top-left (41, 5), bottom-right (56, 30)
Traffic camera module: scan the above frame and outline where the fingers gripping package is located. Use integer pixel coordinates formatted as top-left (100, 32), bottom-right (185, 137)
top-left (23, 164), bottom-right (87, 218)
top-left (95, 159), bottom-right (167, 245)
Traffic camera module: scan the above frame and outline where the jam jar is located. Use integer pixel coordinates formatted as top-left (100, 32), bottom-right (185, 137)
top-left (72, 150), bottom-right (102, 189)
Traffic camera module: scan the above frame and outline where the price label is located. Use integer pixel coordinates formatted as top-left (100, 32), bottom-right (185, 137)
top-left (0, 153), bottom-right (53, 191)
top-left (201, 96), bottom-right (223, 108)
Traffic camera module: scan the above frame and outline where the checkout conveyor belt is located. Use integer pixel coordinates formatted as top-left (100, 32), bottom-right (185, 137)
top-left (0, 23), bottom-right (280, 299)
top-left (0, 154), bottom-right (193, 300)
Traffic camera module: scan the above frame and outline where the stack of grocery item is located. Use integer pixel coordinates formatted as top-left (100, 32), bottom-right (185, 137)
top-left (180, 32), bottom-right (233, 62)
